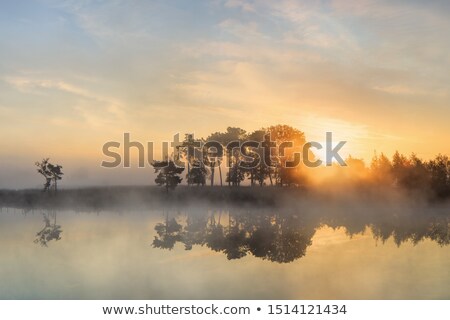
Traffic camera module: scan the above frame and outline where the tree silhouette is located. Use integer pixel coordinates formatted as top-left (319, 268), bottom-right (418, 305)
top-left (176, 134), bottom-right (202, 186)
top-left (392, 151), bottom-right (411, 187)
top-left (34, 211), bottom-right (62, 247)
top-left (201, 143), bottom-right (222, 187)
top-left (35, 158), bottom-right (63, 193)
top-left (152, 160), bottom-right (184, 192)
top-left (370, 152), bottom-right (393, 184)
top-left (266, 125), bottom-right (306, 186)
top-left (207, 127), bottom-right (246, 187)
top-left (407, 153), bottom-right (430, 189)
top-left (225, 160), bottom-right (245, 186)
top-left (390, 152), bottom-right (430, 191)
top-left (427, 154), bottom-right (450, 198)
top-left (186, 159), bottom-right (209, 186)
top-left (243, 130), bottom-right (272, 186)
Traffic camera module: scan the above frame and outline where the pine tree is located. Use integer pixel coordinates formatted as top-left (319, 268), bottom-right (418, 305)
top-left (152, 160), bottom-right (184, 192)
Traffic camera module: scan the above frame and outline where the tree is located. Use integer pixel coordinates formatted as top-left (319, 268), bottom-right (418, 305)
top-left (391, 153), bottom-right (430, 191)
top-left (427, 154), bottom-right (450, 198)
top-left (152, 160), bottom-right (184, 192)
top-left (408, 153), bottom-right (429, 189)
top-left (186, 159), bottom-right (209, 186)
top-left (266, 125), bottom-right (306, 186)
top-left (176, 134), bottom-right (201, 186)
top-left (370, 153), bottom-right (393, 184)
top-left (225, 161), bottom-right (245, 186)
top-left (207, 127), bottom-right (246, 186)
top-left (391, 151), bottom-right (410, 187)
top-left (244, 129), bottom-right (272, 186)
top-left (201, 141), bottom-right (222, 187)
top-left (35, 158), bottom-right (64, 193)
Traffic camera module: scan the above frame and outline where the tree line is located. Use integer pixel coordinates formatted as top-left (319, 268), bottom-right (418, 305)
top-left (152, 125), bottom-right (311, 191)
top-left (368, 151), bottom-right (450, 198)
top-left (33, 124), bottom-right (449, 199)
top-left (151, 125), bottom-right (450, 199)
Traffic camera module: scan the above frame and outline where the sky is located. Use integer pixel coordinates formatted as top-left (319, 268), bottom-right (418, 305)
top-left (1, 0), bottom-right (449, 188)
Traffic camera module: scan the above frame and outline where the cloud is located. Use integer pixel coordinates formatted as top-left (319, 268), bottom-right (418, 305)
top-left (47, 0), bottom-right (156, 41)
top-left (372, 85), bottom-right (421, 96)
top-left (3, 75), bottom-right (126, 128)
top-left (178, 41), bottom-right (250, 59)
top-left (218, 19), bottom-right (261, 40)
top-left (5, 77), bottom-right (90, 97)
top-left (224, 0), bottom-right (255, 12)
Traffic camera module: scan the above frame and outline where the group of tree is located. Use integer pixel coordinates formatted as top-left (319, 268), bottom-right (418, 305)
top-left (370, 152), bottom-right (450, 198)
top-left (150, 125), bottom-right (449, 199)
top-left (151, 125), bottom-right (310, 191)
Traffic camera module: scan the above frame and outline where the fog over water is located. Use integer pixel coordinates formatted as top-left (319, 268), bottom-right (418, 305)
top-left (0, 191), bottom-right (448, 299)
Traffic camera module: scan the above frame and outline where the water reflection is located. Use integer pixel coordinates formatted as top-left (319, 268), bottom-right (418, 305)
top-left (34, 211), bottom-right (63, 247)
top-left (0, 205), bottom-right (448, 299)
top-left (152, 208), bottom-right (449, 263)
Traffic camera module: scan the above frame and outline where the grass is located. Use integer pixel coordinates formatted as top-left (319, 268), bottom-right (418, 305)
top-left (0, 185), bottom-right (309, 211)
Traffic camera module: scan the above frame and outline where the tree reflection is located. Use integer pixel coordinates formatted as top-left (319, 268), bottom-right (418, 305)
top-left (205, 212), bottom-right (226, 252)
top-left (370, 216), bottom-right (449, 247)
top-left (428, 220), bottom-right (450, 246)
top-left (223, 220), bottom-right (247, 260)
top-left (34, 211), bottom-right (62, 247)
top-left (151, 207), bottom-right (449, 263)
top-left (182, 212), bottom-right (208, 250)
top-left (266, 214), bottom-right (315, 263)
top-left (151, 209), bottom-right (316, 263)
top-left (152, 211), bottom-right (183, 250)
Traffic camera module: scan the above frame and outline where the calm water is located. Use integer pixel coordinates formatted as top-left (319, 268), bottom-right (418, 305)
top-left (0, 205), bottom-right (449, 299)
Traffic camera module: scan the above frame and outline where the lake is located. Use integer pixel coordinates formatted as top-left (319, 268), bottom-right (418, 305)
top-left (0, 204), bottom-right (449, 299)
